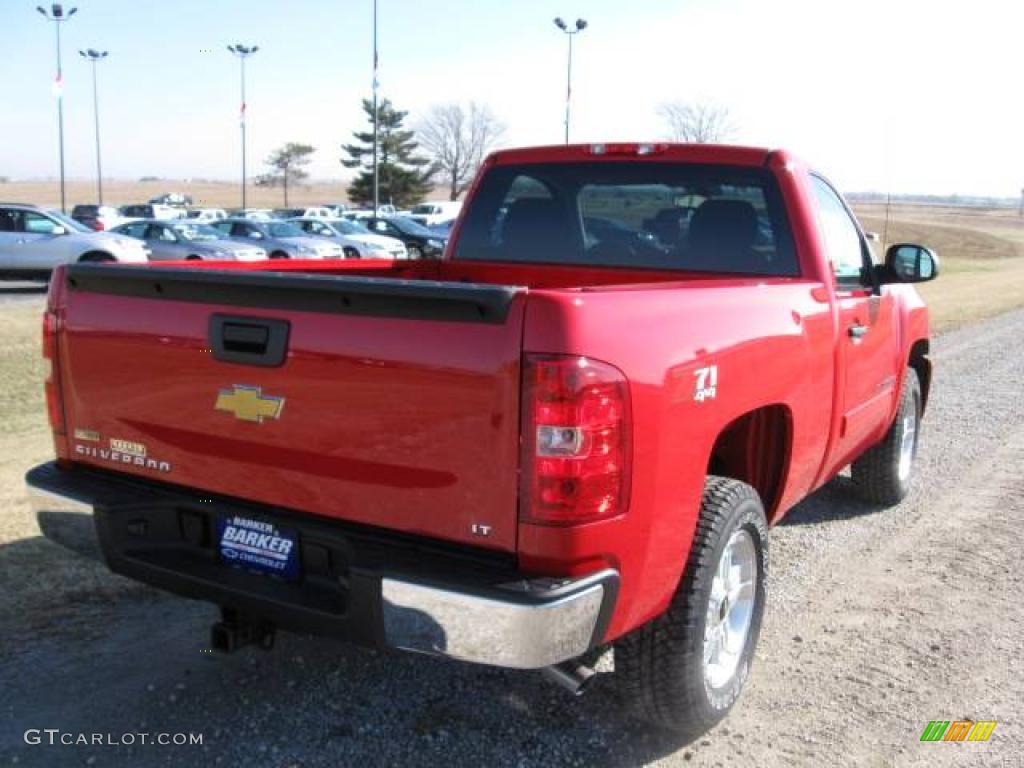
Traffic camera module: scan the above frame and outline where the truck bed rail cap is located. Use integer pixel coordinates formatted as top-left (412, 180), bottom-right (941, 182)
top-left (64, 264), bottom-right (525, 325)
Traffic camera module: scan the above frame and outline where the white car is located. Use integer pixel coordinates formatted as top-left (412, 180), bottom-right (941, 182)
top-left (0, 204), bottom-right (150, 279)
top-left (185, 208), bottom-right (228, 222)
top-left (408, 201), bottom-right (461, 226)
top-left (289, 217), bottom-right (408, 259)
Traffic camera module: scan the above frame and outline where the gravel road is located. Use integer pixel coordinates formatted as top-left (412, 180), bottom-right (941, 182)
top-left (2, 308), bottom-right (1022, 768)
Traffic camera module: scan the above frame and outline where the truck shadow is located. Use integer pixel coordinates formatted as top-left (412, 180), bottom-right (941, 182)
top-left (776, 475), bottom-right (881, 526)
top-left (0, 534), bottom-right (692, 768)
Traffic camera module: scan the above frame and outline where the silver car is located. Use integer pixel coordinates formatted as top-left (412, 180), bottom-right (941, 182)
top-left (110, 220), bottom-right (267, 262)
top-left (0, 203), bottom-right (149, 279)
top-left (212, 219), bottom-right (343, 259)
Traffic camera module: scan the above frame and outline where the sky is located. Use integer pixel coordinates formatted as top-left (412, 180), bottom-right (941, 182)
top-left (0, 0), bottom-right (1022, 197)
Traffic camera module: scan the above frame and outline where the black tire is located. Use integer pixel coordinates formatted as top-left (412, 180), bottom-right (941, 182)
top-left (186, 255), bottom-right (202, 261)
top-left (343, 247), bottom-right (360, 259)
top-left (851, 368), bottom-right (921, 506)
top-left (270, 251), bottom-right (289, 260)
top-left (407, 245), bottom-right (422, 260)
top-left (78, 251), bottom-right (115, 263)
top-left (615, 477), bottom-right (768, 738)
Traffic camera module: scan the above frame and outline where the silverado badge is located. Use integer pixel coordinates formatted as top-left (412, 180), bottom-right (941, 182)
top-left (215, 385), bottom-right (285, 423)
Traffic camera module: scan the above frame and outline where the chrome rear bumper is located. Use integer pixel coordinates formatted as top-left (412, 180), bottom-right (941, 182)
top-left (27, 462), bottom-right (617, 670)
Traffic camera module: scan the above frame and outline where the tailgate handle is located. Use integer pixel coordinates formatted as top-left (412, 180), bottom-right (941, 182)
top-left (210, 314), bottom-right (290, 367)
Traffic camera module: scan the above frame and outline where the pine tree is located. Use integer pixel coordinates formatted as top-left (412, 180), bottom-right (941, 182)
top-left (342, 98), bottom-right (433, 208)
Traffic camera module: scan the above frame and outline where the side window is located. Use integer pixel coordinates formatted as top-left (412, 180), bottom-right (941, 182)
top-left (23, 212), bottom-right (59, 235)
top-left (0, 209), bottom-right (21, 233)
top-left (811, 176), bottom-right (866, 285)
top-left (120, 222), bottom-right (147, 238)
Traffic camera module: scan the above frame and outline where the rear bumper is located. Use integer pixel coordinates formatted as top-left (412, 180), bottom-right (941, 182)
top-left (26, 462), bottom-right (617, 669)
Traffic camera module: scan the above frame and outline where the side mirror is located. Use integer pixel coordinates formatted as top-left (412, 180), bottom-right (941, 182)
top-left (51, 226), bottom-right (67, 236)
top-left (883, 243), bottom-right (939, 283)
top-left (248, 231), bottom-right (263, 239)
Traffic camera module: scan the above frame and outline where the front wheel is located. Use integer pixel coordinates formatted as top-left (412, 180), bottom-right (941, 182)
top-left (615, 477), bottom-right (768, 738)
top-left (343, 247), bottom-right (360, 259)
top-left (407, 245), bottom-right (422, 260)
top-left (851, 368), bottom-right (921, 505)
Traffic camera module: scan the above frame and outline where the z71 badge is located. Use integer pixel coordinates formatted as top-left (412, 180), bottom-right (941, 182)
top-left (694, 365), bottom-right (718, 402)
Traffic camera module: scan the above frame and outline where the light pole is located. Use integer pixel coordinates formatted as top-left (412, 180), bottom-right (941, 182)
top-left (227, 44), bottom-right (259, 210)
top-left (553, 17), bottom-right (587, 145)
top-left (79, 49), bottom-right (108, 205)
top-left (372, 0), bottom-right (379, 215)
top-left (37, 3), bottom-right (78, 213)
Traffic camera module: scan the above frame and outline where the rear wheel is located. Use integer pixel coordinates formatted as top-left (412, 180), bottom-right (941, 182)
top-left (407, 245), bottom-right (422, 260)
top-left (186, 254), bottom-right (202, 261)
top-left (270, 251), bottom-right (289, 260)
top-left (615, 477), bottom-right (768, 738)
top-left (851, 368), bottom-right (921, 505)
top-left (343, 247), bottom-right (360, 259)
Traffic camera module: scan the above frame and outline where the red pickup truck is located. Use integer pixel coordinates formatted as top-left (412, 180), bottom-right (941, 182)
top-left (27, 143), bottom-right (937, 737)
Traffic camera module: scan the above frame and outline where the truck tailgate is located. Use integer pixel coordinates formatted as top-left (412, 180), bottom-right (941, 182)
top-left (57, 265), bottom-right (527, 553)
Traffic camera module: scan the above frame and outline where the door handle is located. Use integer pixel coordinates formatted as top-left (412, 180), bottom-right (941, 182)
top-left (848, 324), bottom-right (868, 339)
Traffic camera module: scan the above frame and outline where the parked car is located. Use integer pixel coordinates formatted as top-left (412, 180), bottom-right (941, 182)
top-left (109, 220), bottom-right (267, 261)
top-left (428, 219), bottom-right (456, 237)
top-left (363, 216), bottom-right (447, 259)
top-left (185, 208), bottom-right (228, 222)
top-left (149, 192), bottom-right (193, 207)
top-left (0, 203), bottom-right (149, 278)
top-left (271, 207), bottom-right (334, 220)
top-left (408, 201), bottom-right (462, 227)
top-left (228, 208), bottom-right (275, 221)
top-left (288, 217), bottom-right (407, 259)
top-left (121, 203), bottom-right (184, 221)
top-left (27, 142), bottom-right (938, 739)
top-left (70, 204), bottom-right (130, 232)
top-left (211, 218), bottom-right (343, 259)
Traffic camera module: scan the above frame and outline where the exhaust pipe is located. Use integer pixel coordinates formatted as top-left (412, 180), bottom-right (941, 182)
top-left (542, 660), bottom-right (597, 696)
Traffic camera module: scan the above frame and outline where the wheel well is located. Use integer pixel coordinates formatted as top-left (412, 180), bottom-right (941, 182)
top-left (707, 405), bottom-right (792, 520)
top-left (908, 339), bottom-right (931, 412)
top-left (271, 250), bottom-right (289, 259)
top-left (78, 251), bottom-right (114, 262)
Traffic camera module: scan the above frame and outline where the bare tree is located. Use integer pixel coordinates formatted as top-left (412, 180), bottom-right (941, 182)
top-left (657, 102), bottom-right (735, 143)
top-left (264, 142), bottom-right (315, 206)
top-left (417, 102), bottom-right (505, 201)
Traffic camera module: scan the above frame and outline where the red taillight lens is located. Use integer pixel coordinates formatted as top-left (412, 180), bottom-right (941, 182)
top-left (42, 310), bottom-right (66, 435)
top-left (521, 354), bottom-right (631, 525)
top-left (92, 221), bottom-right (105, 231)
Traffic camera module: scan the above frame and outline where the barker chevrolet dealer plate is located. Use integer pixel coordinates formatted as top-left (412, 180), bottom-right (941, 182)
top-left (217, 515), bottom-right (300, 580)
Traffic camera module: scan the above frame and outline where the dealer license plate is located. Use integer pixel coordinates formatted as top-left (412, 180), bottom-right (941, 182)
top-left (217, 514), bottom-right (300, 581)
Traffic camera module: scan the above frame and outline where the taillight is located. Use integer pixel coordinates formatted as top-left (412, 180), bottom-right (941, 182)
top-left (42, 270), bottom-right (68, 446)
top-left (42, 311), bottom-right (65, 434)
top-left (521, 354), bottom-right (631, 525)
top-left (92, 220), bottom-right (105, 231)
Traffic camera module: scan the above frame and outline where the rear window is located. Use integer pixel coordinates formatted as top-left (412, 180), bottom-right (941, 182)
top-left (452, 162), bottom-right (798, 276)
top-left (72, 205), bottom-right (98, 217)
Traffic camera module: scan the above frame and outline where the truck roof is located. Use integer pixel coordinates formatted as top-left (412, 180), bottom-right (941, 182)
top-left (486, 143), bottom-right (789, 168)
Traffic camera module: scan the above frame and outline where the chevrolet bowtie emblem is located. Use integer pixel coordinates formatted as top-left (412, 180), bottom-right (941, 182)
top-left (215, 385), bottom-right (285, 423)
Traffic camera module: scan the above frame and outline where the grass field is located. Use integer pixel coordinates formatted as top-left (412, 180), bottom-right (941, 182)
top-left (854, 203), bottom-right (1024, 332)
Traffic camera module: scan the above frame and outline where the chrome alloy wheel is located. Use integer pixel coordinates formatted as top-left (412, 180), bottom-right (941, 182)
top-left (703, 529), bottom-right (757, 691)
top-left (897, 403), bottom-right (918, 483)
